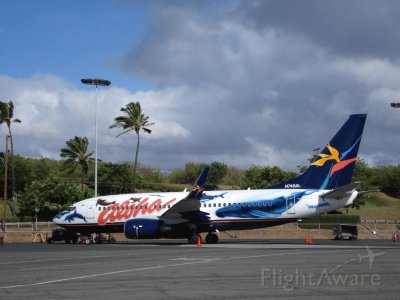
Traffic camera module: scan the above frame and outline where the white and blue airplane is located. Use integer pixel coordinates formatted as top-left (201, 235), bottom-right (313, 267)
top-left (53, 114), bottom-right (367, 244)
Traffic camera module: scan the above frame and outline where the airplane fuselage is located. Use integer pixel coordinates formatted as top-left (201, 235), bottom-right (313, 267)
top-left (53, 188), bottom-right (357, 237)
top-left (53, 114), bottom-right (366, 243)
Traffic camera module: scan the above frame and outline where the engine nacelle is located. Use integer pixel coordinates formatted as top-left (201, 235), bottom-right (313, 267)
top-left (124, 219), bottom-right (162, 239)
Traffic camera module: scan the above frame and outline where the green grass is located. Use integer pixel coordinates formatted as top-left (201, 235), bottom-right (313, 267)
top-left (340, 192), bottom-right (400, 220)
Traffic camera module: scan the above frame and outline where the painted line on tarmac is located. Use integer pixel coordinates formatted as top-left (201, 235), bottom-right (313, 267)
top-left (0, 250), bottom-right (318, 289)
top-left (0, 260), bottom-right (216, 289)
top-left (189, 243), bottom-right (399, 250)
top-left (0, 250), bottom-right (187, 266)
top-left (2, 246), bottom-right (396, 289)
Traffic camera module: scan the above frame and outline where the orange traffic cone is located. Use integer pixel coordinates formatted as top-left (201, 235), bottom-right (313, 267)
top-left (305, 235), bottom-right (312, 244)
top-left (305, 235), bottom-right (313, 244)
top-left (197, 235), bottom-right (202, 247)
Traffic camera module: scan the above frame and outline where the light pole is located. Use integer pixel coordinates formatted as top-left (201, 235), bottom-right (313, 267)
top-left (2, 135), bottom-right (9, 233)
top-left (81, 78), bottom-right (111, 197)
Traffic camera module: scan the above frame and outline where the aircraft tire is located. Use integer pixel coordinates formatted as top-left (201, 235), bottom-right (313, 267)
top-left (205, 233), bottom-right (218, 244)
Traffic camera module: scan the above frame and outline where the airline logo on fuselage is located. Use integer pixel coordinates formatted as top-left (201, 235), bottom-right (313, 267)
top-left (97, 197), bottom-right (177, 225)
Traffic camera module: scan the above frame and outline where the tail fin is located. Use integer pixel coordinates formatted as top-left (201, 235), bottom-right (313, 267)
top-left (187, 168), bottom-right (209, 199)
top-left (269, 114), bottom-right (367, 190)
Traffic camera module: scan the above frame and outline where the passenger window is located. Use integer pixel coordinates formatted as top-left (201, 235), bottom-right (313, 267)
top-left (213, 203), bottom-right (216, 207)
top-left (208, 204), bottom-right (211, 207)
top-left (218, 203), bottom-right (221, 207)
top-left (223, 203), bottom-right (226, 207)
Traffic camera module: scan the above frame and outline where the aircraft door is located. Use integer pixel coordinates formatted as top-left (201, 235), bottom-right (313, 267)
top-left (86, 203), bottom-right (95, 219)
top-left (286, 194), bottom-right (296, 214)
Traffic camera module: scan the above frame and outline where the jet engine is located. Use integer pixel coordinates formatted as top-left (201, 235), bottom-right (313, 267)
top-left (124, 219), bottom-right (163, 239)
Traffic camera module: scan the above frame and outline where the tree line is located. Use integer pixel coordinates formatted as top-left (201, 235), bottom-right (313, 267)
top-left (1, 100), bottom-right (400, 222)
top-left (0, 154), bottom-right (399, 221)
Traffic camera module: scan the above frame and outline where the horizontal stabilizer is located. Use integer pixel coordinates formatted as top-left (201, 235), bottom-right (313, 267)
top-left (320, 183), bottom-right (357, 200)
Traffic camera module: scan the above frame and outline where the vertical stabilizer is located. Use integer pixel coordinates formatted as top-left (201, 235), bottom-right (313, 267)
top-left (268, 114), bottom-right (367, 190)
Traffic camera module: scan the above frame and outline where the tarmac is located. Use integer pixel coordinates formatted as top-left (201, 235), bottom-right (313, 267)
top-left (0, 239), bottom-right (399, 300)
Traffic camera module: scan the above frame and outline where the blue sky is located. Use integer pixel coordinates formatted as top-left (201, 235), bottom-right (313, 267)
top-left (1, 1), bottom-right (151, 90)
top-left (1, 0), bottom-right (400, 170)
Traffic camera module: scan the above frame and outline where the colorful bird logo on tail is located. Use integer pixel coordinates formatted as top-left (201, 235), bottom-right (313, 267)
top-left (311, 140), bottom-right (359, 190)
top-left (311, 143), bottom-right (357, 177)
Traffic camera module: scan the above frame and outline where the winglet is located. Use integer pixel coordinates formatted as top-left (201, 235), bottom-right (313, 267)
top-left (160, 168), bottom-right (209, 223)
top-left (187, 168), bottom-right (209, 199)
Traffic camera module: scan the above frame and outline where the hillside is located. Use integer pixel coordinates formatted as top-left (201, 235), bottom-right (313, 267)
top-left (339, 192), bottom-right (400, 220)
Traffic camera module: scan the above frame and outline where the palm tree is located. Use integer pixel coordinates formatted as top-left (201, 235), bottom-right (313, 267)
top-left (60, 136), bottom-right (94, 190)
top-left (0, 101), bottom-right (21, 215)
top-left (110, 102), bottom-right (154, 191)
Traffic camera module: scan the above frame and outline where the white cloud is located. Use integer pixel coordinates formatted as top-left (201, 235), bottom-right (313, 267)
top-left (0, 75), bottom-right (192, 164)
top-left (3, 2), bottom-right (400, 170)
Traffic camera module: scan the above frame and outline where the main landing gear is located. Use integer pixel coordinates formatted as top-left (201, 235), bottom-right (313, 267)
top-left (187, 232), bottom-right (219, 244)
top-left (205, 232), bottom-right (218, 244)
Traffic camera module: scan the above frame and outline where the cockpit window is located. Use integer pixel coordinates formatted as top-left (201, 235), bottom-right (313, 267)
top-left (67, 207), bottom-right (76, 211)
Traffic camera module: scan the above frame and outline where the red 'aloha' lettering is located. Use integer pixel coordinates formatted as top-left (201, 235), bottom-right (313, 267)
top-left (98, 198), bottom-right (177, 225)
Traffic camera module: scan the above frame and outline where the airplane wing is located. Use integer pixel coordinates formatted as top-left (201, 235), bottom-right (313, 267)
top-left (320, 183), bottom-right (358, 200)
top-left (160, 168), bottom-right (209, 224)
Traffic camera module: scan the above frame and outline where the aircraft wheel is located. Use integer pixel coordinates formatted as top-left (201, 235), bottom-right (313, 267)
top-left (85, 239), bottom-right (90, 245)
top-left (205, 233), bottom-right (219, 244)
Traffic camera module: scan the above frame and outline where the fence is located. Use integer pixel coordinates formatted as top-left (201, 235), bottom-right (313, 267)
top-left (226, 221), bottom-right (399, 240)
top-left (1, 220), bottom-right (399, 243)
